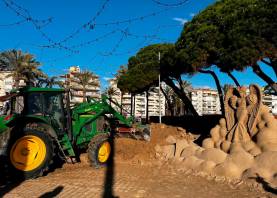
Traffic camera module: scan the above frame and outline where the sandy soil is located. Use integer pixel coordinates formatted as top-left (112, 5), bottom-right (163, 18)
top-left (1, 161), bottom-right (274, 198)
top-left (1, 124), bottom-right (276, 197)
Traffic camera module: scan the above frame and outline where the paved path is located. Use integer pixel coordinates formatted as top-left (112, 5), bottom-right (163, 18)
top-left (1, 162), bottom-right (274, 198)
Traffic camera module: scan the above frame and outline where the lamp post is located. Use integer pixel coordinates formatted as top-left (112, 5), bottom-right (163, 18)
top-left (158, 52), bottom-right (161, 124)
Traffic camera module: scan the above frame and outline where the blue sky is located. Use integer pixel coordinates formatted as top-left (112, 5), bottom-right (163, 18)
top-left (0, 0), bottom-right (275, 90)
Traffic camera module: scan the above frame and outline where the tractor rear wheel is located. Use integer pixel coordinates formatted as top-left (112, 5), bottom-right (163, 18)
top-left (8, 129), bottom-right (55, 179)
top-left (87, 133), bottom-right (111, 168)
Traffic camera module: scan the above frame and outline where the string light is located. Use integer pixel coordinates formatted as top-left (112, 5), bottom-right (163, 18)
top-left (2, 0), bottom-right (79, 53)
top-left (40, 29), bottom-right (120, 49)
top-left (150, 0), bottom-right (190, 7)
top-left (97, 24), bottom-right (178, 57)
top-left (1, 0), bottom-right (188, 65)
top-left (2, 0), bottom-right (53, 28)
top-left (94, 8), bottom-right (171, 27)
top-left (0, 19), bottom-right (26, 27)
top-left (99, 28), bottom-right (129, 57)
top-left (51, 0), bottom-right (111, 46)
top-left (44, 3), bottom-right (185, 48)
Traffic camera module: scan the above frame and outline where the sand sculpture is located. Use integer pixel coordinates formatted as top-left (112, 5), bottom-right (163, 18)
top-left (154, 85), bottom-right (277, 186)
top-left (203, 84), bottom-right (277, 154)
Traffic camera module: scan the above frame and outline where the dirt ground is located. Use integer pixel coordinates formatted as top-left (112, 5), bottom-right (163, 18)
top-left (0, 124), bottom-right (276, 197)
top-left (1, 161), bottom-right (274, 198)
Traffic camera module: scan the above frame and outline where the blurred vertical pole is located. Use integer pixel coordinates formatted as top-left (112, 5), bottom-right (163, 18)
top-left (158, 52), bottom-right (161, 124)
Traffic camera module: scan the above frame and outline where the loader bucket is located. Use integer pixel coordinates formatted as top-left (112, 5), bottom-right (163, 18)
top-left (115, 124), bottom-right (151, 141)
top-left (137, 125), bottom-right (151, 141)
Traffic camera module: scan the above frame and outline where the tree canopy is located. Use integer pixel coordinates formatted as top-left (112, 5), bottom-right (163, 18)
top-left (116, 0), bottom-right (277, 117)
top-left (176, 0), bottom-right (277, 91)
top-left (118, 43), bottom-right (174, 94)
top-left (117, 43), bottom-right (199, 116)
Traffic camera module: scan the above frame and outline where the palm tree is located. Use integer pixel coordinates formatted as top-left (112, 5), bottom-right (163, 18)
top-left (37, 76), bottom-right (64, 88)
top-left (104, 86), bottom-right (120, 106)
top-left (105, 87), bottom-right (118, 98)
top-left (74, 70), bottom-right (99, 102)
top-left (0, 50), bottom-right (46, 88)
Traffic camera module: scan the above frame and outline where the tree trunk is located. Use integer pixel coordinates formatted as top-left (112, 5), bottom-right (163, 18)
top-left (226, 71), bottom-right (240, 87)
top-left (199, 69), bottom-right (225, 116)
top-left (252, 63), bottom-right (277, 93)
top-left (164, 77), bottom-right (199, 116)
top-left (270, 59), bottom-right (277, 77)
top-left (160, 85), bottom-right (174, 116)
top-left (261, 59), bottom-right (277, 77)
top-left (146, 91), bottom-right (149, 123)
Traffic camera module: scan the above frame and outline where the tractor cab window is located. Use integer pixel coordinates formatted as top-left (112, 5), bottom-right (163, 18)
top-left (44, 93), bottom-right (63, 113)
top-left (26, 93), bottom-right (42, 115)
top-left (43, 92), bottom-right (65, 132)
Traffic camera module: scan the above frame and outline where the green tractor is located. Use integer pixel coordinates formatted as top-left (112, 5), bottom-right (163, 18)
top-left (0, 87), bottom-right (149, 179)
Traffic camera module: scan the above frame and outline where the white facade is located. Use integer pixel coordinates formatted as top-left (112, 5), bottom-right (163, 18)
top-left (0, 71), bottom-right (25, 107)
top-left (263, 94), bottom-right (277, 115)
top-left (63, 66), bottom-right (101, 104)
top-left (109, 79), bottom-right (166, 118)
top-left (0, 71), bottom-right (13, 96)
top-left (191, 87), bottom-right (277, 115)
top-left (191, 88), bottom-right (221, 115)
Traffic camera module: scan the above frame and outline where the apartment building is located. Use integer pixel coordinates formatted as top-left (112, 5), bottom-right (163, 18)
top-left (108, 79), bottom-right (166, 118)
top-left (263, 93), bottom-right (277, 115)
top-left (62, 66), bottom-right (101, 105)
top-left (191, 87), bottom-right (277, 116)
top-left (191, 88), bottom-right (221, 115)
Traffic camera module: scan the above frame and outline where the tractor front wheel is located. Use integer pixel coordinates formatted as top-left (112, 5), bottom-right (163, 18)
top-left (87, 133), bottom-right (111, 168)
top-left (8, 129), bottom-right (55, 179)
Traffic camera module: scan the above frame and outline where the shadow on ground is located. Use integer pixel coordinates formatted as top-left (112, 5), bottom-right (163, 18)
top-left (255, 176), bottom-right (277, 195)
top-left (102, 129), bottom-right (118, 198)
top-left (0, 155), bottom-right (64, 197)
top-left (0, 156), bottom-right (24, 197)
top-left (39, 186), bottom-right (64, 198)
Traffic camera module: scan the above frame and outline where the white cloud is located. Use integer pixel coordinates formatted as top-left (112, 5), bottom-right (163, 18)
top-left (172, 17), bottom-right (188, 25)
top-left (103, 77), bottom-right (112, 81)
top-left (189, 13), bottom-right (195, 17)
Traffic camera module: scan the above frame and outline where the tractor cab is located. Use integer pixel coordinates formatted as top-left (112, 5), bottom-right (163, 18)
top-left (1, 87), bottom-right (69, 137)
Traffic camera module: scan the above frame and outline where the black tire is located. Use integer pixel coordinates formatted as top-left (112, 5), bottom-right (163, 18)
top-left (87, 133), bottom-right (111, 168)
top-left (8, 129), bottom-right (55, 179)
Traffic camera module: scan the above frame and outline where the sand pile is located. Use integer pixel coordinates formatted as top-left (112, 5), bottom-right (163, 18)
top-left (153, 113), bottom-right (277, 188)
top-left (114, 123), bottom-right (195, 164)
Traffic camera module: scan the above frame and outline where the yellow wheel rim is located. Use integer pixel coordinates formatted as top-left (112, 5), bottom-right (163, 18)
top-left (10, 135), bottom-right (47, 171)
top-left (98, 141), bottom-right (111, 163)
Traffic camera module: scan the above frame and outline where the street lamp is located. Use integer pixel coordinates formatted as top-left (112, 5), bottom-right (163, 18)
top-left (158, 52), bottom-right (161, 124)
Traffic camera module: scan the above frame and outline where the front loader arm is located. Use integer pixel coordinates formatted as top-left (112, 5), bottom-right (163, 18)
top-left (72, 96), bottom-right (134, 129)
top-left (72, 95), bottom-right (151, 141)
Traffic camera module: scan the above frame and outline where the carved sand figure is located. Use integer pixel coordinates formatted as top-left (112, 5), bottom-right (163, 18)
top-left (226, 87), bottom-right (251, 144)
top-left (152, 85), bottom-right (276, 187)
top-left (246, 84), bottom-right (262, 138)
top-left (203, 84), bottom-right (277, 153)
